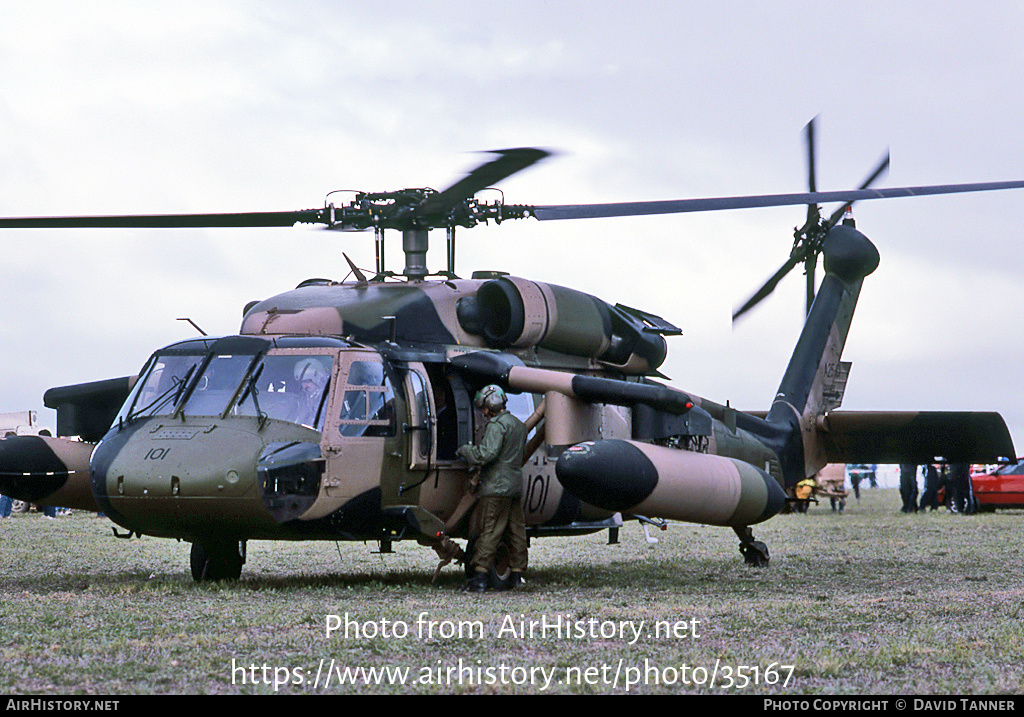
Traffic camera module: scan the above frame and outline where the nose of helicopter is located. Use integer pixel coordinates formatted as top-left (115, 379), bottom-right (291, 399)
top-left (90, 419), bottom-right (314, 536)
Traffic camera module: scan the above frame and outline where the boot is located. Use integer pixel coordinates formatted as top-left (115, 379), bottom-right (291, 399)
top-left (464, 572), bottom-right (488, 593)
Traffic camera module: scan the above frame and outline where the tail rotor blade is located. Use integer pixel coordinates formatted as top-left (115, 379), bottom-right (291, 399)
top-left (859, 150), bottom-right (890, 191)
top-left (827, 150), bottom-right (890, 227)
top-left (804, 118), bottom-right (820, 226)
top-left (805, 254), bottom-right (816, 315)
top-left (806, 118), bottom-right (818, 194)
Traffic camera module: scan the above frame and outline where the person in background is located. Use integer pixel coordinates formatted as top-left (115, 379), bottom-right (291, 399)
top-left (948, 462), bottom-right (974, 514)
top-left (899, 463), bottom-right (918, 513)
top-left (919, 463), bottom-right (941, 511)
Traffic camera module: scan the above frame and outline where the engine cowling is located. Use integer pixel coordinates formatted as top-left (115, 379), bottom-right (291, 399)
top-left (456, 276), bottom-right (668, 373)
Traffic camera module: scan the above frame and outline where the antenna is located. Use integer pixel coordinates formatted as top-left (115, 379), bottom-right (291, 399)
top-left (177, 318), bottom-right (208, 336)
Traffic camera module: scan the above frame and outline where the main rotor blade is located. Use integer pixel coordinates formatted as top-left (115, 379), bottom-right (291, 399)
top-left (418, 147), bottom-right (551, 217)
top-left (532, 179), bottom-right (1024, 222)
top-left (732, 254), bottom-right (801, 322)
top-left (0, 209), bottom-right (326, 229)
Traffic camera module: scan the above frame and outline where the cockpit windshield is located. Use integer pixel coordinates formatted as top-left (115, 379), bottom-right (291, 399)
top-left (123, 353), bottom-right (206, 420)
top-left (235, 354), bottom-right (333, 430)
top-left (116, 346), bottom-right (335, 431)
top-left (182, 354), bottom-right (258, 417)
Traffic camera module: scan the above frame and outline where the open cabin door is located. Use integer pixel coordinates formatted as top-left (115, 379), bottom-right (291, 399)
top-left (401, 363), bottom-right (434, 471)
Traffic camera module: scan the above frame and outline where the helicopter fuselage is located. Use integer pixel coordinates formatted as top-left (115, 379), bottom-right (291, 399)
top-left (0, 141), bottom-right (1019, 582)
top-left (0, 228), bottom-right (1012, 581)
top-left (70, 274), bottom-right (789, 553)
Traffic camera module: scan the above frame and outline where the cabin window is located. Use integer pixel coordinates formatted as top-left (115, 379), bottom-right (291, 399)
top-left (338, 361), bottom-right (395, 437)
top-left (404, 368), bottom-right (432, 463)
top-left (506, 392), bottom-right (537, 430)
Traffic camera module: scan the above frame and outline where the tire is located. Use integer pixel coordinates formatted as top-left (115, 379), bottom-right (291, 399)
top-left (487, 542), bottom-right (513, 590)
top-left (740, 540), bottom-right (770, 567)
top-left (190, 539), bottom-right (245, 581)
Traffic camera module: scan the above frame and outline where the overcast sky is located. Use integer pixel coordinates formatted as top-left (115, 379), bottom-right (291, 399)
top-left (2, 1), bottom-right (1023, 454)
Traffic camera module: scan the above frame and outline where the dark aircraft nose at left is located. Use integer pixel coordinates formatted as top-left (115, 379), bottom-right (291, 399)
top-left (0, 435), bottom-right (99, 511)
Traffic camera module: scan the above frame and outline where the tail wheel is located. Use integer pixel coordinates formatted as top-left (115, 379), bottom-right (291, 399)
top-left (733, 526), bottom-right (770, 568)
top-left (190, 539), bottom-right (246, 581)
top-left (739, 540), bottom-right (770, 567)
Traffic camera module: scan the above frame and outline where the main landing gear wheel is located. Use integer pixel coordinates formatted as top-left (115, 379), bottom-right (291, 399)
top-left (733, 526), bottom-right (770, 567)
top-left (190, 539), bottom-right (246, 581)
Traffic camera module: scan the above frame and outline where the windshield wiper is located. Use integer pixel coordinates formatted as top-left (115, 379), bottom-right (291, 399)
top-left (238, 364), bottom-right (268, 429)
top-left (126, 364), bottom-right (197, 423)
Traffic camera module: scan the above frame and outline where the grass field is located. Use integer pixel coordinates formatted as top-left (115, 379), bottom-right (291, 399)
top-left (2, 487), bottom-right (1023, 695)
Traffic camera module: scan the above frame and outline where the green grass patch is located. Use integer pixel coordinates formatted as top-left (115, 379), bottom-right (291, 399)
top-left (2, 489), bottom-right (1024, 694)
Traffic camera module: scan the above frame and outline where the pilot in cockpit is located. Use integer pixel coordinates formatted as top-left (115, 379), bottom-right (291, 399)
top-left (292, 358), bottom-right (329, 428)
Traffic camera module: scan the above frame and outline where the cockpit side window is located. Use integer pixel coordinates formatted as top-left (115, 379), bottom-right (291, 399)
top-left (338, 360), bottom-right (395, 438)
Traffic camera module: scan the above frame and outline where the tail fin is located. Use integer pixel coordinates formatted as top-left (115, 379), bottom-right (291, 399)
top-left (764, 224), bottom-right (879, 485)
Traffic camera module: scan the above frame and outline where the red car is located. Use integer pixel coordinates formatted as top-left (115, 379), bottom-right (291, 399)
top-left (969, 461), bottom-right (1024, 511)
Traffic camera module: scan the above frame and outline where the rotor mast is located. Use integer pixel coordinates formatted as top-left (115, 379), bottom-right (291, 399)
top-left (329, 147), bottom-right (550, 281)
top-left (402, 227), bottom-right (430, 280)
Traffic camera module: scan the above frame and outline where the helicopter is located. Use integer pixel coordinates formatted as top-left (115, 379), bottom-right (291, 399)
top-left (0, 129), bottom-right (1018, 584)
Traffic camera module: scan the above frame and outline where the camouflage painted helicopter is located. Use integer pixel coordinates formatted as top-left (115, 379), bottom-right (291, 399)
top-left (0, 132), bottom-right (1018, 583)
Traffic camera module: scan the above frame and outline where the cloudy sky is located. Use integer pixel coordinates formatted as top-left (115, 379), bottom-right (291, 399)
top-left (2, 1), bottom-right (1023, 452)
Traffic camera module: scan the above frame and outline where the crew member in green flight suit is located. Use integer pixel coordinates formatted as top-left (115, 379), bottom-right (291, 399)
top-left (457, 384), bottom-right (529, 592)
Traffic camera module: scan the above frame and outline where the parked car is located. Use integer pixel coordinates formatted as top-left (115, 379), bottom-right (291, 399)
top-left (969, 460), bottom-right (1024, 511)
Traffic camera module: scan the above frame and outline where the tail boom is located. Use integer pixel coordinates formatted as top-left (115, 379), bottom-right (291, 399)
top-left (764, 224), bottom-right (880, 486)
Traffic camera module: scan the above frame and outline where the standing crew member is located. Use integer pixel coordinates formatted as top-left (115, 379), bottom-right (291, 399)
top-left (457, 385), bottom-right (528, 593)
top-left (920, 464), bottom-right (941, 511)
top-left (948, 462), bottom-right (974, 514)
top-left (899, 463), bottom-right (918, 513)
